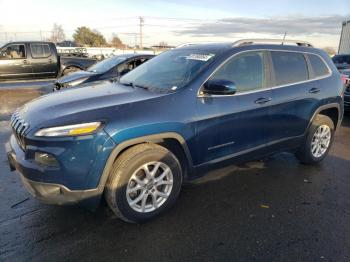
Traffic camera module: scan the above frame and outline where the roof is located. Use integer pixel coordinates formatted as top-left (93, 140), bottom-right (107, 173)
top-left (2, 41), bottom-right (54, 46)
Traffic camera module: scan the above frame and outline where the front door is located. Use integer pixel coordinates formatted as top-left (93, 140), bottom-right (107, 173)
top-left (0, 43), bottom-right (32, 80)
top-left (194, 50), bottom-right (271, 165)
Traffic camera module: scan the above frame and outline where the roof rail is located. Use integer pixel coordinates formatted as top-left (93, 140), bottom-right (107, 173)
top-left (176, 42), bottom-right (222, 48)
top-left (232, 39), bottom-right (314, 47)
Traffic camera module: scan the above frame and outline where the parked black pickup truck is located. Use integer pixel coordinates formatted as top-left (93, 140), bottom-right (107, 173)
top-left (0, 41), bottom-right (97, 81)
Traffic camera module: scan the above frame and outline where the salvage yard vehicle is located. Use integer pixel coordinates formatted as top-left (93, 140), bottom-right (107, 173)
top-left (0, 41), bottom-right (97, 81)
top-left (332, 54), bottom-right (350, 70)
top-left (54, 54), bottom-right (154, 90)
top-left (7, 39), bottom-right (344, 223)
top-left (341, 69), bottom-right (350, 111)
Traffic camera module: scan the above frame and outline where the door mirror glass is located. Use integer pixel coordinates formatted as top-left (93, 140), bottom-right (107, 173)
top-left (203, 79), bottom-right (237, 95)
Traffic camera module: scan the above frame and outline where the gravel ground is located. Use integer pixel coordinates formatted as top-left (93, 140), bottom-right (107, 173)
top-left (1, 117), bottom-right (350, 262)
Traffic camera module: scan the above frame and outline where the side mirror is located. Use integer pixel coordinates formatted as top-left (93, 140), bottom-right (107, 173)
top-left (202, 79), bottom-right (237, 95)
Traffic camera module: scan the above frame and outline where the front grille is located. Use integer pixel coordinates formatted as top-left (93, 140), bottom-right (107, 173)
top-left (10, 111), bottom-right (30, 150)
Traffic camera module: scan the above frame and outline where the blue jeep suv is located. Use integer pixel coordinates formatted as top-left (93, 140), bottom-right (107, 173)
top-left (7, 39), bottom-right (344, 223)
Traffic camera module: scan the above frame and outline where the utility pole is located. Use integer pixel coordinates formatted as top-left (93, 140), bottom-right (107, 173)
top-left (134, 33), bottom-right (137, 51)
top-left (139, 16), bottom-right (144, 49)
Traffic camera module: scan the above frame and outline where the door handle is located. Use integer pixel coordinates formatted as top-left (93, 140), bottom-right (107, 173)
top-left (255, 97), bottom-right (272, 104)
top-left (309, 88), bottom-right (320, 94)
top-left (23, 59), bottom-right (28, 64)
top-left (48, 59), bottom-right (53, 63)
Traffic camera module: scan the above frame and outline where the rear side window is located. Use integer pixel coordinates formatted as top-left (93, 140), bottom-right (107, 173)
top-left (210, 51), bottom-right (265, 93)
top-left (30, 44), bottom-right (51, 58)
top-left (308, 54), bottom-right (330, 78)
top-left (271, 51), bottom-right (308, 86)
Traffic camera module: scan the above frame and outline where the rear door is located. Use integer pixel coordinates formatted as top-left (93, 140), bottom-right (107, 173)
top-left (267, 50), bottom-right (315, 143)
top-left (29, 43), bottom-right (57, 78)
top-left (0, 43), bottom-right (32, 80)
top-left (194, 50), bottom-right (272, 165)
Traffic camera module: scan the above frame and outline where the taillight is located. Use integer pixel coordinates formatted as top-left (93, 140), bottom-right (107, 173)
top-left (341, 74), bottom-right (348, 85)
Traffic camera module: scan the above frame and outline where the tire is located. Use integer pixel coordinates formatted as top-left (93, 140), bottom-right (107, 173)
top-left (62, 66), bottom-right (81, 76)
top-left (296, 114), bottom-right (335, 164)
top-left (105, 143), bottom-right (183, 223)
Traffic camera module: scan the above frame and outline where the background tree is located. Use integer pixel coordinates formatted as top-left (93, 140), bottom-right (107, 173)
top-left (323, 47), bottom-right (336, 57)
top-left (49, 23), bottom-right (65, 43)
top-left (158, 41), bottom-right (168, 48)
top-left (110, 34), bottom-right (125, 49)
top-left (73, 27), bottom-right (107, 47)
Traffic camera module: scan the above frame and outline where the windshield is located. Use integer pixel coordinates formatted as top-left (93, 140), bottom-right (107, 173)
top-left (88, 56), bottom-right (128, 73)
top-left (119, 49), bottom-right (216, 91)
top-left (332, 55), bottom-right (350, 64)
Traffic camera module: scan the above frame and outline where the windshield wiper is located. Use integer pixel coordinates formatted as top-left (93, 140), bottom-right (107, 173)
top-left (120, 82), bottom-right (150, 90)
top-left (120, 82), bottom-right (134, 87)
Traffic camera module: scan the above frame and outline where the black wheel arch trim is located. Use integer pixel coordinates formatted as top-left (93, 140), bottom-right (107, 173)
top-left (308, 103), bottom-right (343, 130)
top-left (97, 132), bottom-right (194, 191)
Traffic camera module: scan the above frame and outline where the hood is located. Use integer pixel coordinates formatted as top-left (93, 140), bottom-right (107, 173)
top-left (56, 70), bottom-right (98, 84)
top-left (18, 81), bottom-right (163, 132)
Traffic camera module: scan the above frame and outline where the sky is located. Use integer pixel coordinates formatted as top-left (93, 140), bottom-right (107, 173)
top-left (0, 0), bottom-right (349, 49)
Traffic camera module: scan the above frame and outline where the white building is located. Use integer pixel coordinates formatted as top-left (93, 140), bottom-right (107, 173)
top-left (339, 20), bottom-right (350, 54)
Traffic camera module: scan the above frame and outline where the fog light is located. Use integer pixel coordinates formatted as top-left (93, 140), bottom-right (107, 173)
top-left (35, 152), bottom-right (59, 167)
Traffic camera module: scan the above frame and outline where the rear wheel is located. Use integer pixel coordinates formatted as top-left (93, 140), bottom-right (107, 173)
top-left (296, 114), bottom-right (334, 164)
top-left (105, 144), bottom-right (183, 223)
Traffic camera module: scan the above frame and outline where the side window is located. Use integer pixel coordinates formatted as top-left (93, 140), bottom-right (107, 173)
top-left (308, 54), bottom-right (330, 78)
top-left (0, 44), bottom-right (26, 59)
top-left (271, 51), bottom-right (308, 86)
top-left (30, 44), bottom-right (51, 58)
top-left (135, 58), bottom-right (147, 67)
top-left (210, 51), bottom-right (265, 93)
top-left (117, 62), bottom-right (133, 75)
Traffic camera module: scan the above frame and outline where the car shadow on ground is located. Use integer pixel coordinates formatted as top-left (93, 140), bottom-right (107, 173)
top-left (3, 150), bottom-right (349, 261)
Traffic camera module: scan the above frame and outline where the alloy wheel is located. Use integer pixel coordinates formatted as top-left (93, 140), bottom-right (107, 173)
top-left (311, 124), bottom-right (331, 158)
top-left (126, 161), bottom-right (173, 213)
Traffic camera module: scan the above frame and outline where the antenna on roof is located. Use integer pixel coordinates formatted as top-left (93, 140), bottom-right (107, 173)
top-left (282, 31), bottom-right (287, 45)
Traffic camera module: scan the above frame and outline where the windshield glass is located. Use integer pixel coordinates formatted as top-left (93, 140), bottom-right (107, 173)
top-left (119, 49), bottom-right (216, 91)
top-left (88, 56), bottom-right (128, 73)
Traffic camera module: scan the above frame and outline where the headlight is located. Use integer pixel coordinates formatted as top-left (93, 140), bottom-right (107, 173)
top-left (67, 77), bottom-right (88, 87)
top-left (35, 122), bottom-right (101, 137)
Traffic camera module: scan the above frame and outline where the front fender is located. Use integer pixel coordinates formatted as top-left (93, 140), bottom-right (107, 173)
top-left (96, 131), bottom-right (194, 190)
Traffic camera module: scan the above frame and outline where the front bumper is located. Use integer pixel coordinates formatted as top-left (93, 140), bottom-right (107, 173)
top-left (6, 143), bottom-right (102, 206)
top-left (5, 128), bottom-right (116, 208)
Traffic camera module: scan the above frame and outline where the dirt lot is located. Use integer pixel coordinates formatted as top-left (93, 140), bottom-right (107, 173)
top-left (0, 81), bottom-right (53, 120)
top-left (0, 108), bottom-right (350, 261)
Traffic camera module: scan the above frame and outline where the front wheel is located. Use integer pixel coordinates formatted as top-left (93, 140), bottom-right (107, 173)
top-left (296, 114), bottom-right (335, 164)
top-left (105, 144), bottom-right (183, 223)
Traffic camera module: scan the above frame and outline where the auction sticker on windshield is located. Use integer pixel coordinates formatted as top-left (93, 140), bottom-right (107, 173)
top-left (185, 54), bottom-right (215, 61)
